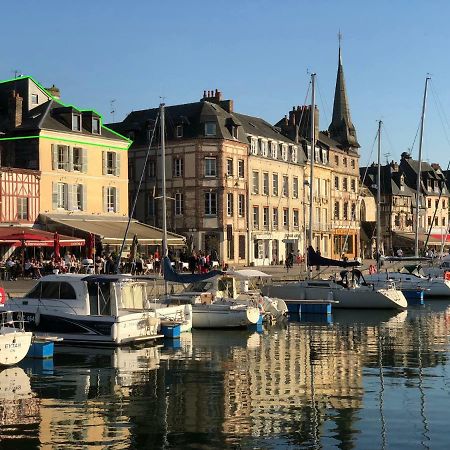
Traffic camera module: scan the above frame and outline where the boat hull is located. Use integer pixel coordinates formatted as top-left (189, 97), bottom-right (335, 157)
top-left (0, 328), bottom-right (32, 366)
top-left (262, 281), bottom-right (407, 310)
top-left (191, 304), bottom-right (260, 328)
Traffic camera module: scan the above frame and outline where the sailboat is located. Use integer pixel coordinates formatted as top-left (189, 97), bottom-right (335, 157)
top-left (262, 74), bottom-right (407, 310)
top-left (364, 77), bottom-right (450, 298)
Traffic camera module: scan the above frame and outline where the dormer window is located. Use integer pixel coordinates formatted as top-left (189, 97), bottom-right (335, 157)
top-left (204, 122), bottom-right (216, 136)
top-left (270, 142), bottom-right (278, 159)
top-left (232, 126), bottom-right (238, 139)
top-left (260, 140), bottom-right (268, 157)
top-left (291, 145), bottom-right (298, 163)
top-left (176, 125), bottom-right (183, 138)
top-left (72, 114), bottom-right (81, 131)
top-left (281, 144), bottom-right (288, 161)
top-left (92, 117), bottom-right (100, 134)
top-left (31, 94), bottom-right (39, 105)
top-left (250, 137), bottom-right (258, 155)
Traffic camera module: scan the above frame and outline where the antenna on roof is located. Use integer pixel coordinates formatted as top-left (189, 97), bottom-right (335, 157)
top-left (13, 70), bottom-right (22, 79)
top-left (110, 99), bottom-right (116, 122)
top-left (384, 152), bottom-right (390, 164)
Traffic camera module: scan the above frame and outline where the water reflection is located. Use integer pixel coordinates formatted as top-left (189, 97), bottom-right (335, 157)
top-left (2, 303), bottom-right (450, 449)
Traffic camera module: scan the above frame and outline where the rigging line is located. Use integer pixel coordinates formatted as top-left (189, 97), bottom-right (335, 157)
top-left (115, 112), bottom-right (160, 273)
top-left (409, 117), bottom-right (422, 156)
top-left (339, 128), bottom-right (379, 256)
top-left (316, 75), bottom-right (331, 127)
top-left (380, 122), bottom-right (397, 163)
top-left (429, 80), bottom-right (450, 148)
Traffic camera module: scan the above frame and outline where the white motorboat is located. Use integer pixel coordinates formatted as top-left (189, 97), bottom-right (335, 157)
top-left (0, 311), bottom-right (32, 366)
top-left (365, 266), bottom-right (450, 298)
top-left (5, 274), bottom-right (162, 346)
top-left (146, 300), bottom-right (192, 333)
top-left (262, 275), bottom-right (407, 310)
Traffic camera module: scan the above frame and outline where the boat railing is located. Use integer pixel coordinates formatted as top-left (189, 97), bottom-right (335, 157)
top-left (0, 310), bottom-right (26, 331)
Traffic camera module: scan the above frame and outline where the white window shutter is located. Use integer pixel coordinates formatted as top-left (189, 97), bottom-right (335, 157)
top-left (103, 187), bottom-right (107, 213)
top-left (52, 182), bottom-right (58, 209)
top-left (68, 147), bottom-right (74, 172)
top-left (81, 185), bottom-right (87, 211)
top-left (64, 183), bottom-right (69, 209)
top-left (81, 148), bottom-right (88, 173)
top-left (115, 187), bottom-right (120, 213)
top-left (52, 145), bottom-right (58, 170)
top-left (115, 153), bottom-right (121, 177)
top-left (67, 184), bottom-right (74, 210)
top-left (102, 151), bottom-right (106, 175)
top-left (63, 146), bottom-right (69, 171)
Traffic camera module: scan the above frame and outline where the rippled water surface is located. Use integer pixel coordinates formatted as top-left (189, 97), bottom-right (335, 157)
top-left (2, 303), bottom-right (450, 449)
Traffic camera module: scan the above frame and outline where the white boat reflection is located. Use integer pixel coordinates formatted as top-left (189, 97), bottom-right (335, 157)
top-left (332, 309), bottom-right (408, 328)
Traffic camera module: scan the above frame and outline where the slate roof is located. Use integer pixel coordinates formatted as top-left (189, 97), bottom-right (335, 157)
top-left (360, 163), bottom-right (414, 197)
top-left (0, 76), bottom-right (128, 143)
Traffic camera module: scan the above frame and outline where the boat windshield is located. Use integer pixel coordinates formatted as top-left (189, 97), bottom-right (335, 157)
top-left (185, 281), bottom-right (213, 292)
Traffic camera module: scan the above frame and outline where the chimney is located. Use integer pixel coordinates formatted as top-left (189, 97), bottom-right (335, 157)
top-left (220, 99), bottom-right (234, 113)
top-left (8, 90), bottom-right (23, 128)
top-left (46, 84), bottom-right (61, 99)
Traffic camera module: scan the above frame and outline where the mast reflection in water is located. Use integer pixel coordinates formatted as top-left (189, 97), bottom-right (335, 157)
top-left (3, 304), bottom-right (450, 449)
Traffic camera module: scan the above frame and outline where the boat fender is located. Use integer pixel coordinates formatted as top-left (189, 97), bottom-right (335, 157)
top-left (0, 287), bottom-right (5, 305)
top-left (34, 310), bottom-right (41, 326)
top-left (111, 323), bottom-right (118, 341)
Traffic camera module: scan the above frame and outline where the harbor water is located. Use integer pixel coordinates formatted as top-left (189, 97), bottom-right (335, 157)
top-left (2, 303), bottom-right (450, 449)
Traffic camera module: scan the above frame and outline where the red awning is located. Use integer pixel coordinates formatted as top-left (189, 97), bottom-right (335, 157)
top-left (429, 234), bottom-right (450, 244)
top-left (0, 227), bottom-right (84, 247)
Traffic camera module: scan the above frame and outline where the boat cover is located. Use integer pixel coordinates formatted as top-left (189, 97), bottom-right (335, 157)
top-left (163, 257), bottom-right (223, 283)
top-left (307, 246), bottom-right (361, 268)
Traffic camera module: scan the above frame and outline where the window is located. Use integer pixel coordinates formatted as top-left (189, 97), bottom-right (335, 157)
top-left (148, 159), bottom-right (156, 178)
top-left (253, 206), bottom-right (259, 229)
top-left (281, 144), bottom-right (288, 161)
top-left (334, 176), bottom-right (339, 190)
top-left (92, 117), bottom-right (100, 134)
top-left (343, 157), bottom-right (347, 167)
top-left (204, 192), bottom-right (217, 215)
top-left (227, 193), bottom-right (234, 216)
top-left (291, 146), bottom-right (298, 163)
top-left (343, 178), bottom-right (348, 191)
top-left (227, 159), bottom-right (233, 177)
top-left (435, 216), bottom-right (438, 226)
top-left (273, 208), bottom-right (278, 229)
top-left (427, 199), bottom-right (431, 208)
top-left (106, 186), bottom-right (118, 212)
top-left (283, 208), bottom-right (289, 228)
top-left (57, 183), bottom-right (67, 209)
top-left (272, 174), bottom-right (279, 196)
top-left (205, 157), bottom-right (217, 177)
top-left (322, 149), bottom-right (328, 164)
top-left (17, 198), bottom-right (28, 220)
top-left (261, 140), bottom-right (268, 157)
top-left (238, 160), bottom-right (244, 178)
top-left (351, 159), bottom-right (355, 169)
top-left (103, 151), bottom-right (120, 176)
top-left (351, 179), bottom-right (356, 192)
top-left (176, 125), bottom-right (183, 138)
top-left (174, 158), bottom-right (183, 177)
top-left (74, 184), bottom-right (83, 210)
top-left (315, 147), bottom-right (320, 163)
top-left (270, 142), bottom-right (278, 159)
top-left (263, 207), bottom-right (269, 229)
top-left (252, 171), bottom-right (259, 194)
top-left (175, 193), bottom-right (184, 215)
top-left (335, 155), bottom-right (339, 165)
top-left (239, 235), bottom-right (246, 259)
top-left (72, 114), bottom-right (81, 131)
top-left (435, 199), bottom-right (439, 209)
top-left (238, 194), bottom-right (245, 217)
top-left (251, 138), bottom-right (258, 155)
top-left (334, 201), bottom-right (340, 219)
top-left (72, 147), bottom-right (82, 171)
top-left (231, 126), bottom-right (238, 139)
top-left (282, 176), bottom-right (289, 197)
top-left (60, 282), bottom-right (77, 300)
top-left (57, 145), bottom-right (69, 170)
top-left (263, 173), bottom-right (269, 195)
top-left (293, 177), bottom-right (299, 198)
top-left (428, 216), bottom-right (432, 226)
top-left (293, 209), bottom-right (299, 228)
top-left (204, 122), bottom-right (216, 136)
top-left (343, 201), bottom-right (349, 220)
top-left (351, 203), bottom-right (356, 220)
top-left (31, 93), bottom-right (38, 104)
top-left (443, 217), bottom-right (446, 226)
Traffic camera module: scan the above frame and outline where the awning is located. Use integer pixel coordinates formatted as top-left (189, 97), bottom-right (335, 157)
top-left (39, 215), bottom-right (185, 246)
top-left (393, 231), bottom-right (450, 246)
top-left (0, 227), bottom-right (85, 247)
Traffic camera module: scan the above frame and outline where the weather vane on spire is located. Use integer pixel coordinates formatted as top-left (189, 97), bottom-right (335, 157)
top-left (338, 30), bottom-right (342, 48)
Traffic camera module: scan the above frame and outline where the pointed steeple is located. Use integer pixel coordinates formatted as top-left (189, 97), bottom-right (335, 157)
top-left (328, 34), bottom-right (360, 149)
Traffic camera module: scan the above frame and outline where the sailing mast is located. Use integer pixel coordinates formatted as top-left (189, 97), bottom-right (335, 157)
top-left (376, 120), bottom-right (382, 271)
top-left (160, 103), bottom-right (168, 259)
top-left (414, 77), bottom-right (431, 257)
top-left (307, 73), bottom-right (316, 279)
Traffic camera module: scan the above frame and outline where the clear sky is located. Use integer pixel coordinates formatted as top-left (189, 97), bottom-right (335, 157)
top-left (2, 0), bottom-right (450, 167)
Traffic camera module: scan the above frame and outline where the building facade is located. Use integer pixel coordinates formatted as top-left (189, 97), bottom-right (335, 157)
top-left (0, 76), bottom-right (130, 220)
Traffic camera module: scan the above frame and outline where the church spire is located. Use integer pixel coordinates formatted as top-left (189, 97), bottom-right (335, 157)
top-left (328, 33), bottom-right (360, 149)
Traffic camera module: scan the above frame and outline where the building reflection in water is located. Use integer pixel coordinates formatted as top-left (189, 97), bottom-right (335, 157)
top-left (5, 303), bottom-right (450, 449)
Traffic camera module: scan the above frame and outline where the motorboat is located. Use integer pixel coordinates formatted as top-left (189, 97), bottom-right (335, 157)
top-left (5, 274), bottom-right (162, 346)
top-left (365, 265), bottom-right (450, 298)
top-left (0, 311), bottom-right (32, 366)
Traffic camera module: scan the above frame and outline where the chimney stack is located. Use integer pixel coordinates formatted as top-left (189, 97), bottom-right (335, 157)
top-left (8, 90), bottom-right (23, 128)
top-left (46, 84), bottom-right (61, 99)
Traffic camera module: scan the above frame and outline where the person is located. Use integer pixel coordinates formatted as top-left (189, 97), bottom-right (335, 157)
top-left (188, 252), bottom-right (197, 274)
top-left (397, 248), bottom-right (403, 257)
top-left (285, 251), bottom-right (294, 272)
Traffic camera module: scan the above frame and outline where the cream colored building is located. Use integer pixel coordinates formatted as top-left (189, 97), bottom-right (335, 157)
top-left (0, 76), bottom-right (130, 219)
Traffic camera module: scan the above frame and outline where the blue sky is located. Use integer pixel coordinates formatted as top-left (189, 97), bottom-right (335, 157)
top-left (2, 0), bottom-right (450, 167)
